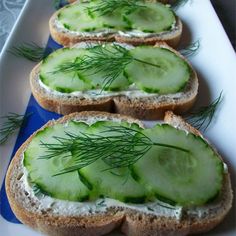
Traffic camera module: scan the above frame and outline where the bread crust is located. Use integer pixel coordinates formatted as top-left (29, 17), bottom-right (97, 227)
top-left (50, 1), bottom-right (182, 48)
top-left (30, 42), bottom-right (198, 120)
top-left (5, 111), bottom-right (233, 236)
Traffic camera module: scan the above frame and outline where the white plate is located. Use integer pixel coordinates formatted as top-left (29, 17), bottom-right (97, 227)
top-left (0, 0), bottom-right (235, 235)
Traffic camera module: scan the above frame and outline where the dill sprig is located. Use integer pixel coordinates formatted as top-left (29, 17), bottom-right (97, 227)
top-left (179, 40), bottom-right (200, 57)
top-left (87, 0), bottom-right (146, 16)
top-left (0, 113), bottom-right (31, 144)
top-left (52, 44), bottom-right (161, 90)
top-left (40, 126), bottom-right (189, 175)
top-left (172, 0), bottom-right (190, 10)
top-left (9, 42), bottom-right (45, 62)
top-left (186, 92), bottom-right (223, 131)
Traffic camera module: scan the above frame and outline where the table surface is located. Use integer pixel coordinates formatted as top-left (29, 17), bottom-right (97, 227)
top-left (0, 0), bottom-right (235, 51)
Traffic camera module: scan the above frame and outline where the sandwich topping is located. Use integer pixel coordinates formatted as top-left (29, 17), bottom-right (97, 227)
top-left (23, 119), bottom-right (223, 211)
top-left (55, 0), bottom-right (176, 36)
top-left (39, 43), bottom-right (191, 95)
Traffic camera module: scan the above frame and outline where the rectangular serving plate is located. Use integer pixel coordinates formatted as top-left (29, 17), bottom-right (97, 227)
top-left (0, 0), bottom-right (235, 235)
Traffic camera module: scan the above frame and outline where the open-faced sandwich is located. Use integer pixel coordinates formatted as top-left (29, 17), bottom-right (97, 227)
top-left (50, 0), bottom-right (182, 47)
top-left (30, 42), bottom-right (198, 119)
top-left (6, 111), bottom-right (233, 236)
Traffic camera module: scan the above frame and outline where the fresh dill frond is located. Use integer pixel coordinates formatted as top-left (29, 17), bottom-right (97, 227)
top-left (52, 44), bottom-right (133, 90)
top-left (9, 42), bottom-right (45, 62)
top-left (87, 0), bottom-right (146, 16)
top-left (0, 113), bottom-right (31, 144)
top-left (179, 40), bottom-right (200, 57)
top-left (40, 125), bottom-right (189, 175)
top-left (186, 92), bottom-right (223, 131)
top-left (172, 0), bottom-right (189, 11)
top-left (96, 199), bottom-right (106, 207)
top-left (52, 44), bottom-right (161, 90)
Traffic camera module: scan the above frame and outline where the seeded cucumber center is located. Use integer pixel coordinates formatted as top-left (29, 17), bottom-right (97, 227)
top-left (133, 125), bottom-right (223, 206)
top-left (156, 150), bottom-right (197, 180)
top-left (125, 47), bottom-right (191, 94)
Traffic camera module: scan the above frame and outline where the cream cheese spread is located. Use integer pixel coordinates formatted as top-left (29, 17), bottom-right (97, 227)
top-left (39, 78), bottom-right (186, 100)
top-left (22, 163), bottom-right (183, 219)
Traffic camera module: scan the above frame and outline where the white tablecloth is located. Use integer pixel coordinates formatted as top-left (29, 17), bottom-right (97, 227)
top-left (0, 0), bottom-right (26, 50)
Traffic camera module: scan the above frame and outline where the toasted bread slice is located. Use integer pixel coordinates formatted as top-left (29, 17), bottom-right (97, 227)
top-left (30, 42), bottom-right (198, 120)
top-left (50, 1), bottom-right (182, 47)
top-left (6, 111), bottom-right (233, 236)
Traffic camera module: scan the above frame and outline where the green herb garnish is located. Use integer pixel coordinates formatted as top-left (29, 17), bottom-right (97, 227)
top-left (87, 0), bottom-right (146, 16)
top-left (186, 92), bottom-right (223, 131)
top-left (179, 40), bottom-right (200, 57)
top-left (0, 113), bottom-right (31, 144)
top-left (52, 44), bottom-right (161, 90)
top-left (9, 42), bottom-right (46, 62)
top-left (96, 199), bottom-right (106, 207)
top-left (40, 125), bottom-right (189, 175)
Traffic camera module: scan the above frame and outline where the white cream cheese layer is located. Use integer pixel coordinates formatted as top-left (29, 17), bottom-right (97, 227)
top-left (39, 78), bottom-right (186, 100)
top-left (22, 154), bottom-right (183, 219)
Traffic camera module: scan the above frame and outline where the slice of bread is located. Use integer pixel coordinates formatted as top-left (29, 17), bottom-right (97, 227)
top-left (30, 42), bottom-right (198, 120)
top-left (50, 1), bottom-right (182, 47)
top-left (5, 111), bottom-right (233, 236)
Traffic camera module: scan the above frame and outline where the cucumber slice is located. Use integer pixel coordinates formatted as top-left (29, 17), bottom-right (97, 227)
top-left (100, 11), bottom-right (131, 30)
top-left (40, 45), bottom-right (130, 92)
top-left (91, 73), bottom-right (131, 91)
top-left (58, 4), bottom-right (103, 32)
top-left (84, 44), bottom-right (131, 91)
top-left (79, 121), bottom-right (147, 203)
top-left (125, 2), bottom-right (175, 33)
top-left (24, 122), bottom-right (91, 201)
top-left (132, 125), bottom-right (223, 206)
top-left (40, 48), bottom-right (93, 93)
top-left (80, 160), bottom-right (147, 203)
top-left (125, 46), bottom-right (191, 94)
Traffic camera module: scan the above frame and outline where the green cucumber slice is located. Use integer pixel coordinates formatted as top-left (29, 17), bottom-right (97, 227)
top-left (58, 4), bottom-right (102, 32)
top-left (84, 44), bottom-right (131, 91)
top-left (100, 11), bottom-right (131, 30)
top-left (40, 48), bottom-right (93, 93)
top-left (79, 121), bottom-right (147, 203)
top-left (132, 125), bottom-right (223, 206)
top-left (125, 46), bottom-right (191, 94)
top-left (80, 160), bottom-right (147, 203)
top-left (24, 122), bottom-right (90, 201)
top-left (40, 45), bottom-right (130, 92)
top-left (125, 2), bottom-right (176, 33)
